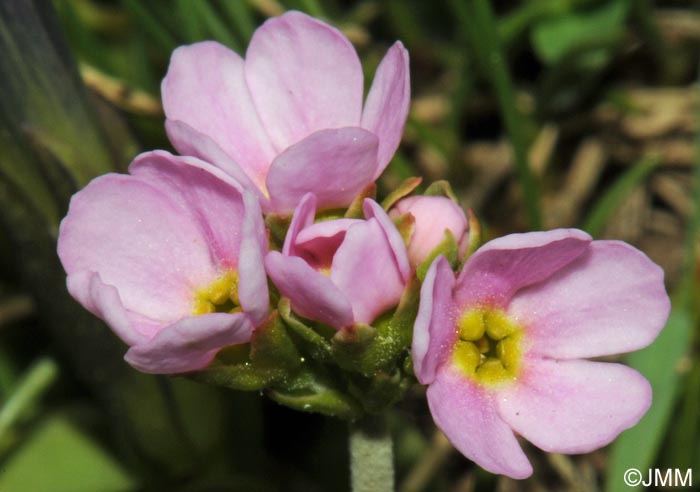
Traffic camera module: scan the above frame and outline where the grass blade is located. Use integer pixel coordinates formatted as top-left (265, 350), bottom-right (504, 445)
top-left (583, 154), bottom-right (661, 237)
top-left (464, 0), bottom-right (541, 229)
top-left (0, 358), bottom-right (58, 441)
top-left (606, 308), bottom-right (692, 492)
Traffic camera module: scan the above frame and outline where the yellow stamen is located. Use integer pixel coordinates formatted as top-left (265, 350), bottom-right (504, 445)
top-left (484, 310), bottom-right (519, 340)
top-left (193, 298), bottom-right (215, 315)
top-left (458, 310), bottom-right (485, 340)
top-left (452, 307), bottom-right (523, 386)
top-left (453, 340), bottom-right (481, 375)
top-left (475, 358), bottom-right (510, 385)
top-left (192, 270), bottom-right (241, 315)
top-left (496, 335), bottom-right (521, 370)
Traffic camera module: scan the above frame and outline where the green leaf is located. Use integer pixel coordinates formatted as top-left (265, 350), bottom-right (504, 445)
top-left (0, 1), bottom-right (124, 225)
top-left (217, 0), bottom-right (255, 43)
top-left (662, 358), bottom-right (700, 473)
top-left (532, 0), bottom-right (630, 65)
top-left (462, 0), bottom-right (542, 229)
top-left (583, 154), bottom-right (661, 236)
top-left (606, 307), bottom-right (693, 492)
top-left (0, 415), bottom-right (136, 492)
top-left (0, 358), bottom-right (58, 441)
top-left (176, 0), bottom-right (207, 42)
top-left (189, 0), bottom-right (242, 51)
top-left (121, 0), bottom-right (177, 52)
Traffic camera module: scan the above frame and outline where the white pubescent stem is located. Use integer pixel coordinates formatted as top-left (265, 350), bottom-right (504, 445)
top-left (349, 413), bottom-right (394, 492)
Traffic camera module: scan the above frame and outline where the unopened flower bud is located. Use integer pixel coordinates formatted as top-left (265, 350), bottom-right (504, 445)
top-left (390, 195), bottom-right (469, 267)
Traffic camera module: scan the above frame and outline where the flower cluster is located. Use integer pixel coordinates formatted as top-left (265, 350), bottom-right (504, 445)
top-left (58, 11), bottom-right (670, 480)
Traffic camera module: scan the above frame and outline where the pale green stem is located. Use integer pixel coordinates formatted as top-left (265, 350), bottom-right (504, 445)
top-left (350, 413), bottom-right (394, 492)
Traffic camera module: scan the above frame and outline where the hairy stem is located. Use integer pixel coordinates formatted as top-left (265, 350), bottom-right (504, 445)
top-left (349, 413), bottom-right (394, 492)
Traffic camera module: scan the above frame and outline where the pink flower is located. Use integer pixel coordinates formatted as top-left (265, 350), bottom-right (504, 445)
top-left (390, 195), bottom-right (470, 267)
top-left (162, 11), bottom-right (410, 215)
top-left (413, 229), bottom-right (670, 478)
top-left (57, 151), bottom-right (269, 374)
top-left (265, 194), bottom-right (410, 329)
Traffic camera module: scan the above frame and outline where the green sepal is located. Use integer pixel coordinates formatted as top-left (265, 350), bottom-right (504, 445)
top-left (249, 310), bottom-right (301, 368)
top-left (315, 209), bottom-right (346, 222)
top-left (278, 298), bottom-right (333, 362)
top-left (402, 353), bottom-right (415, 379)
top-left (190, 345), bottom-right (278, 391)
top-left (348, 369), bottom-right (409, 414)
top-left (462, 208), bottom-right (483, 268)
top-left (416, 229), bottom-right (458, 281)
top-left (191, 311), bottom-right (301, 391)
top-left (344, 183), bottom-right (377, 218)
top-left (380, 176), bottom-right (422, 211)
top-left (265, 214), bottom-right (291, 249)
top-left (424, 180), bottom-right (458, 202)
top-left (331, 323), bottom-right (378, 374)
top-left (392, 212), bottom-right (415, 246)
top-left (267, 365), bottom-right (362, 420)
top-left (331, 277), bottom-right (420, 378)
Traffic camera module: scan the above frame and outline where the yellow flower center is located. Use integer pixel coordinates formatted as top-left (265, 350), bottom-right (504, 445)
top-left (452, 308), bottom-right (522, 386)
top-left (192, 270), bottom-right (242, 315)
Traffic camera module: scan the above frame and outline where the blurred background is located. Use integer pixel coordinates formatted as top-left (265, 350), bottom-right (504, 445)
top-left (0, 0), bottom-right (698, 490)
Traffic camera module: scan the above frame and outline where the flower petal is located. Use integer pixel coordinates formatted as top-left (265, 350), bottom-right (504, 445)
top-left (237, 191), bottom-right (269, 326)
top-left (330, 218), bottom-right (405, 324)
top-left (265, 251), bottom-right (354, 329)
top-left (498, 359), bottom-right (651, 453)
top-left (267, 128), bottom-right (378, 214)
top-left (427, 365), bottom-right (533, 479)
top-left (245, 11), bottom-right (363, 150)
top-left (455, 229), bottom-right (592, 309)
top-left (162, 41), bottom-right (275, 183)
top-left (165, 119), bottom-right (267, 199)
top-left (361, 41), bottom-right (410, 178)
top-left (510, 241), bottom-right (670, 359)
top-left (412, 256), bottom-right (457, 385)
top-left (283, 193), bottom-right (317, 256)
top-left (66, 271), bottom-right (147, 345)
top-left (125, 312), bottom-right (254, 374)
top-left (58, 169), bottom-right (215, 322)
top-left (129, 151), bottom-right (247, 269)
top-left (295, 218), bottom-right (363, 269)
top-left (363, 199), bottom-right (411, 282)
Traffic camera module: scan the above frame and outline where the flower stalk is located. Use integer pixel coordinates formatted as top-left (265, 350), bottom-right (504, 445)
top-left (349, 413), bottom-right (394, 492)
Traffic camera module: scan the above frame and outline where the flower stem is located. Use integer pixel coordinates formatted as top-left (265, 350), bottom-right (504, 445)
top-left (349, 413), bottom-right (394, 492)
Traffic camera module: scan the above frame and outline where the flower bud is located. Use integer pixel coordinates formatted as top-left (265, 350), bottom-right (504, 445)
top-left (265, 193), bottom-right (411, 330)
top-left (390, 195), bottom-right (469, 268)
